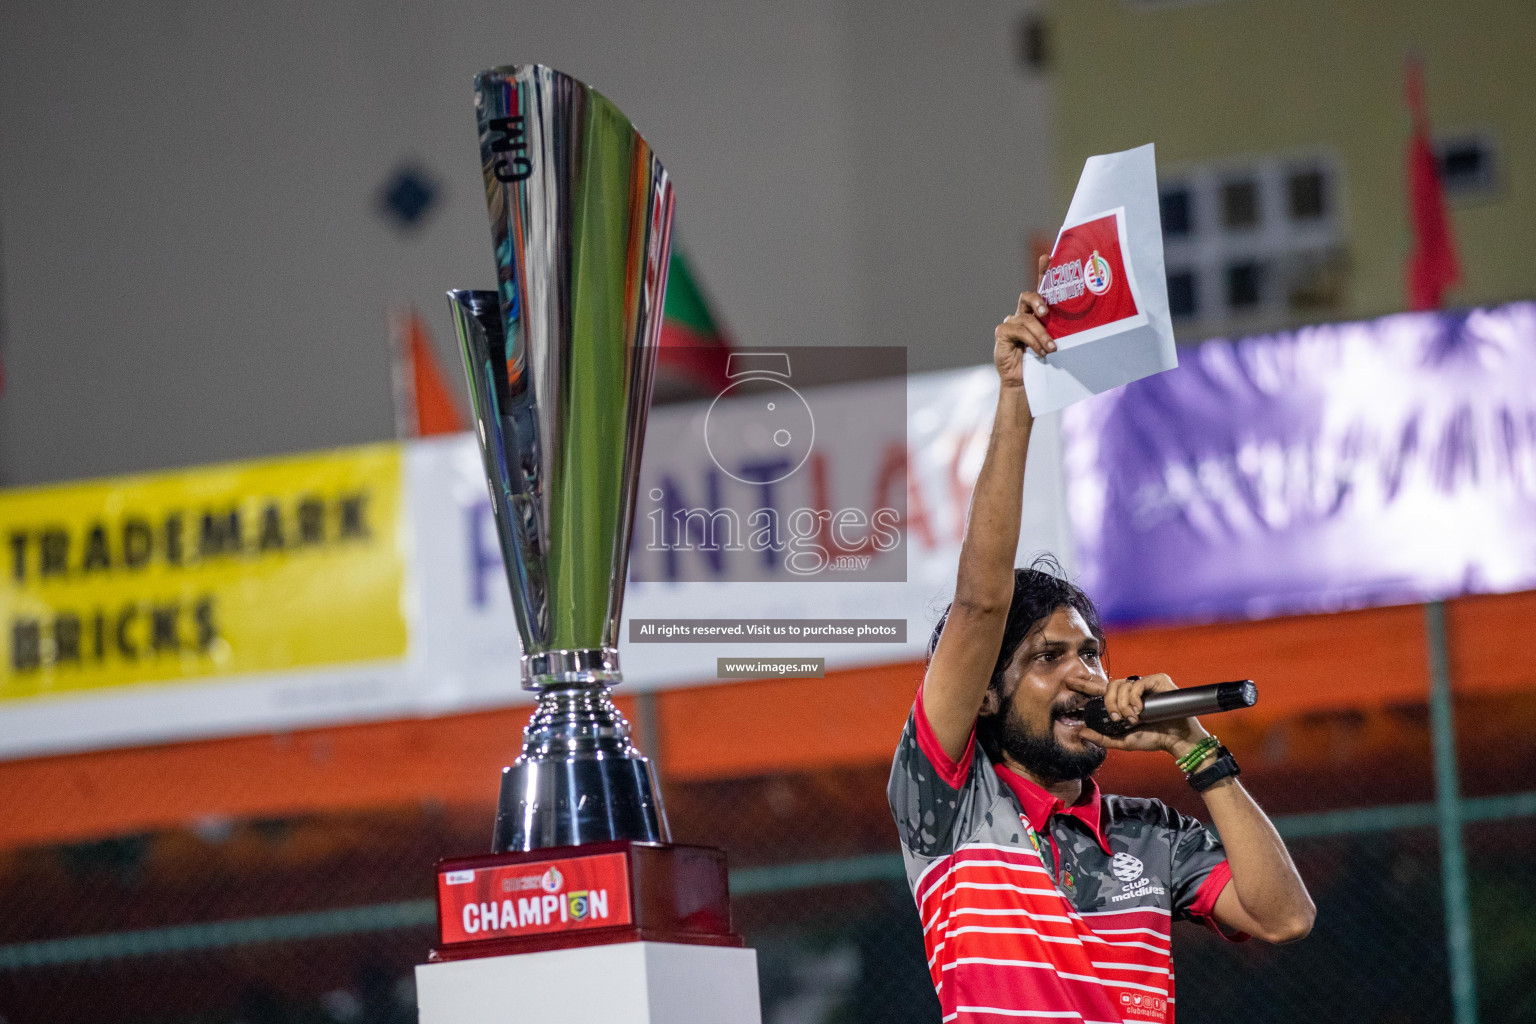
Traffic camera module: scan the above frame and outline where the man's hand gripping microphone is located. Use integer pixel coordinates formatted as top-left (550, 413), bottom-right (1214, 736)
top-left (1082, 680), bottom-right (1258, 738)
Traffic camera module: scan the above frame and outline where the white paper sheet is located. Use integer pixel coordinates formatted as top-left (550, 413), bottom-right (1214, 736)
top-left (1023, 143), bottom-right (1178, 415)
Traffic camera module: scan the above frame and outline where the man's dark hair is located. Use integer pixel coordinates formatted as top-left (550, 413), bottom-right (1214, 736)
top-left (927, 555), bottom-right (1106, 760)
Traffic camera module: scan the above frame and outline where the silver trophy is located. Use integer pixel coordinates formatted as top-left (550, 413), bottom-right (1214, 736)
top-left (449, 65), bottom-right (674, 853)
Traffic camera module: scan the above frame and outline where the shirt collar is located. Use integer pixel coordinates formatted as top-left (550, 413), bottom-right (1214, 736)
top-left (993, 763), bottom-right (1111, 855)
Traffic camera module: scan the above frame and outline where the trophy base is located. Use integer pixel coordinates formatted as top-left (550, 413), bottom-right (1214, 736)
top-left (429, 841), bottom-right (738, 962)
top-left (417, 940), bottom-right (761, 1024)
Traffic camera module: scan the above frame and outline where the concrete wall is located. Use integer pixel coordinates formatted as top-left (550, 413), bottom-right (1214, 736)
top-left (0, 1), bottom-right (1054, 486)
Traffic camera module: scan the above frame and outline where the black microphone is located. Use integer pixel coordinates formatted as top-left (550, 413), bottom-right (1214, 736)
top-left (1081, 680), bottom-right (1256, 738)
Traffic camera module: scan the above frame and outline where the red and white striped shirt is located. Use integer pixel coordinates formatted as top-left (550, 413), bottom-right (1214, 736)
top-left (889, 696), bottom-right (1238, 1024)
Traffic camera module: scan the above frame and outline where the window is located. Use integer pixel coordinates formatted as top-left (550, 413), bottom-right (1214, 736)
top-left (1226, 262), bottom-right (1264, 309)
top-left (1220, 179), bottom-right (1260, 229)
top-left (1287, 168), bottom-right (1328, 220)
top-left (1436, 135), bottom-right (1497, 196)
top-left (1285, 249), bottom-right (1347, 312)
top-left (1017, 15), bottom-right (1049, 72)
top-left (1160, 186), bottom-right (1193, 237)
top-left (1159, 152), bottom-right (1343, 331)
top-left (1167, 269), bottom-right (1198, 318)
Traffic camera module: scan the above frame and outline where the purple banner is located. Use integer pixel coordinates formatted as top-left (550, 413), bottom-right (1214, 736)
top-left (1065, 302), bottom-right (1536, 625)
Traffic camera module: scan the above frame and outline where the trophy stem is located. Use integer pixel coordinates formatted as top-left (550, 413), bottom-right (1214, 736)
top-left (493, 681), bottom-right (672, 853)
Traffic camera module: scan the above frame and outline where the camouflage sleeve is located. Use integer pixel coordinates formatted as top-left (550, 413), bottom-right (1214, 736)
top-left (886, 693), bottom-right (1000, 858)
top-left (1168, 810), bottom-right (1244, 938)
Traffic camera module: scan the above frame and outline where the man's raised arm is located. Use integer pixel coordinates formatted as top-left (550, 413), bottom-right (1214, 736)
top-left (922, 259), bottom-right (1056, 761)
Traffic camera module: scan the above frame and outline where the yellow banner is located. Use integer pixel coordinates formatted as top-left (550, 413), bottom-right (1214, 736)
top-left (0, 444), bottom-right (408, 702)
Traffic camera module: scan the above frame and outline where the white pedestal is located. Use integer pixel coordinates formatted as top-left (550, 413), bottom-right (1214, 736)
top-left (416, 941), bottom-right (762, 1024)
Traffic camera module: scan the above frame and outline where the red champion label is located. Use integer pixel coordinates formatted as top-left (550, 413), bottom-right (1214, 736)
top-left (437, 852), bottom-right (632, 944)
top-left (1039, 211), bottom-right (1140, 341)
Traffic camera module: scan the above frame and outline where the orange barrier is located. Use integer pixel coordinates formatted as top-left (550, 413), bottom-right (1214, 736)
top-left (1445, 590), bottom-right (1536, 695)
top-left (657, 662), bottom-right (920, 781)
top-left (1105, 603), bottom-right (1433, 715)
top-left (1, 592), bottom-right (1533, 852)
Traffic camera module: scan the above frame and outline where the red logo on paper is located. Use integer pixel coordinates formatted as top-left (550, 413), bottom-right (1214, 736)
top-left (1039, 211), bottom-right (1140, 340)
top-left (437, 852), bottom-right (631, 944)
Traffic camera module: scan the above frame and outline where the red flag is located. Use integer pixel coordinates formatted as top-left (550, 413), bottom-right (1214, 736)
top-left (1404, 58), bottom-right (1460, 311)
top-left (391, 307), bottom-right (467, 437)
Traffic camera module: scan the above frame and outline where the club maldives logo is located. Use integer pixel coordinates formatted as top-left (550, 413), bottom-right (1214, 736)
top-left (1083, 251), bottom-right (1112, 295)
top-left (1110, 852), bottom-right (1144, 883)
top-left (1109, 851), bottom-right (1167, 902)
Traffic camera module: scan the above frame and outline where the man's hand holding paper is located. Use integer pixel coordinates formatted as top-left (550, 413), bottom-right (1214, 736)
top-left (993, 258), bottom-right (1057, 394)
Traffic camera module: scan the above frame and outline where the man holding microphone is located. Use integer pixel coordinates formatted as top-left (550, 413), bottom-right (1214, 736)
top-left (888, 262), bottom-right (1315, 1023)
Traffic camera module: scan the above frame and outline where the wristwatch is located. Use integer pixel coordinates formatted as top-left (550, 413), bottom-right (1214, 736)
top-left (1187, 746), bottom-right (1240, 792)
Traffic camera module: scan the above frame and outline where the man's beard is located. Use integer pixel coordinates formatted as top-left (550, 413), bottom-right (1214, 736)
top-left (993, 694), bottom-right (1106, 782)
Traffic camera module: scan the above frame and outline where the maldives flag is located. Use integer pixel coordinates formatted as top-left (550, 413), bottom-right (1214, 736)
top-left (1404, 58), bottom-right (1460, 311)
top-left (656, 247), bottom-right (731, 399)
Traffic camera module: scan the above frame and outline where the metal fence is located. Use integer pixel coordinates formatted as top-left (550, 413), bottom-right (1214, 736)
top-left (1, 603), bottom-right (1533, 1024)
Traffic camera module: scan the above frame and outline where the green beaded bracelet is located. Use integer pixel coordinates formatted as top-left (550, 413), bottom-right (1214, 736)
top-left (1177, 735), bottom-right (1220, 774)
